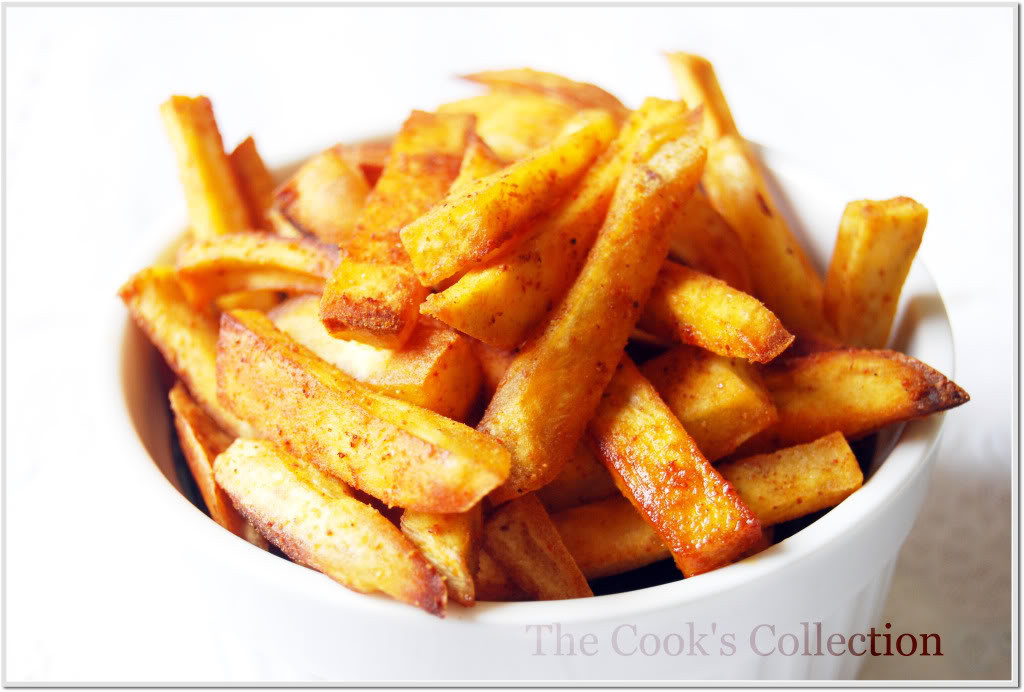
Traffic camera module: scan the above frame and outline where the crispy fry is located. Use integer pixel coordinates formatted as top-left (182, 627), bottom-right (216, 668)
top-left (736, 527), bottom-right (775, 561)
top-left (824, 197), bottom-right (928, 348)
top-left (270, 295), bottom-right (481, 421)
top-left (337, 137), bottom-right (392, 187)
top-left (640, 345), bottom-right (778, 461)
top-left (213, 289), bottom-right (285, 315)
top-left (216, 309), bottom-right (510, 513)
top-left (272, 148), bottom-right (371, 245)
top-left (213, 439), bottom-right (446, 615)
top-left (639, 261), bottom-right (794, 363)
top-left (536, 444), bottom-right (617, 512)
top-left (400, 109), bottom-right (618, 287)
top-left (161, 96), bottom-right (252, 238)
top-left (718, 432), bottom-right (863, 526)
top-left (401, 506), bottom-right (483, 606)
top-left (228, 136), bottom-right (276, 231)
top-left (665, 53), bottom-right (738, 141)
top-left (479, 118), bottom-right (706, 503)
top-left (470, 340), bottom-right (516, 399)
top-left (587, 357), bottom-right (762, 577)
top-left (463, 68), bottom-right (628, 123)
top-left (483, 494), bottom-right (593, 600)
top-left (666, 185), bottom-right (753, 292)
top-left (451, 133), bottom-right (506, 190)
top-left (475, 549), bottom-right (529, 602)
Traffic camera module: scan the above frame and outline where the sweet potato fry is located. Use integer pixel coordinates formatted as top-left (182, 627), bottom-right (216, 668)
top-left (479, 117), bottom-right (706, 503)
top-left (463, 68), bottom-right (628, 123)
top-left (228, 136), bottom-right (276, 231)
top-left (272, 148), bottom-right (371, 245)
top-left (587, 357), bottom-right (762, 577)
top-left (213, 439), bottom-right (446, 615)
top-left (824, 197), bottom-right (928, 348)
top-left (475, 549), bottom-right (528, 602)
top-left (400, 109), bottom-right (618, 287)
top-left (216, 309), bottom-right (510, 513)
top-left (161, 96), bottom-right (252, 238)
top-left (718, 432), bottom-right (864, 526)
top-left (401, 506), bottom-right (483, 606)
top-left (665, 53), bottom-right (739, 141)
top-left (213, 289), bottom-right (285, 315)
top-left (483, 494), bottom-right (592, 600)
top-left (337, 137), bottom-right (392, 187)
top-left (551, 496), bottom-right (670, 579)
top-left (640, 345), bottom-right (778, 461)
top-left (168, 382), bottom-right (267, 549)
top-left (270, 295), bottom-right (481, 421)
top-left (666, 185), bottom-right (753, 292)
top-left (536, 445), bottom-right (617, 512)
top-left (737, 527), bottom-right (776, 561)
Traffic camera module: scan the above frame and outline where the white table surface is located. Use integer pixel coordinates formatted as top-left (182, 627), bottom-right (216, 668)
top-left (4, 4), bottom-right (1015, 683)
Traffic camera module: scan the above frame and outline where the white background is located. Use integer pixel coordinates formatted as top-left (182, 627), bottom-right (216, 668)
top-left (4, 4), bottom-right (1015, 683)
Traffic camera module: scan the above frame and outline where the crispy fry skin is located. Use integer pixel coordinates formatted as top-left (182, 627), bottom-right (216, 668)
top-left (336, 137), bottom-right (392, 187)
top-left (475, 549), bottom-right (529, 602)
top-left (421, 99), bottom-right (692, 349)
top-left (439, 91), bottom-right (577, 161)
top-left (718, 432), bottom-right (863, 526)
top-left (272, 148), bottom-right (371, 245)
top-left (216, 310), bottom-right (510, 512)
top-left (480, 119), bottom-right (706, 504)
top-left (175, 232), bottom-right (338, 308)
top-left (320, 112), bottom-right (472, 348)
top-left (824, 197), bottom-right (928, 348)
top-left (664, 53), bottom-right (739, 141)
top-left (666, 185), bottom-right (753, 292)
top-left (213, 289), bottom-right (285, 315)
top-left (401, 505), bottom-right (483, 606)
top-left (118, 266), bottom-right (252, 437)
top-left (160, 96), bottom-right (252, 238)
top-left (640, 346), bottom-right (778, 461)
top-left (270, 295), bottom-right (481, 421)
top-left (639, 261), bottom-right (794, 363)
top-left (213, 439), bottom-right (447, 615)
top-left (463, 68), bottom-right (628, 123)
top-left (536, 444), bottom-right (618, 512)
top-left (400, 110), bottom-right (618, 287)
top-left (228, 136), bottom-right (276, 232)
top-left (483, 494), bottom-right (593, 600)
top-left (551, 495), bottom-right (671, 579)
top-left (168, 382), bottom-right (267, 549)
top-left (587, 358), bottom-right (762, 577)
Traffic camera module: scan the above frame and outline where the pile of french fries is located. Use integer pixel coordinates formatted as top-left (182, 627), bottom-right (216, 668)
top-left (121, 56), bottom-right (968, 617)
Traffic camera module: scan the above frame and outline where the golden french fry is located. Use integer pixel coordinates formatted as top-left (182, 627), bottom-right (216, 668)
top-left (475, 549), bottom-right (529, 602)
top-left (483, 494), bottom-right (592, 600)
top-left (536, 444), bottom-right (617, 512)
top-left (737, 527), bottom-right (775, 561)
top-left (213, 439), bottom-right (447, 615)
top-left (665, 52), bottom-right (738, 141)
top-left (587, 357), bottom-right (762, 577)
top-left (161, 95), bottom-right (252, 238)
top-left (336, 137), bottom-right (392, 187)
top-left (718, 432), bottom-right (864, 526)
top-left (400, 109), bottom-right (618, 287)
top-left (470, 339), bottom-right (516, 399)
top-left (640, 345), bottom-right (778, 461)
top-left (216, 309), bottom-right (510, 513)
top-left (666, 185), bottom-right (753, 292)
top-left (213, 289), bottom-right (285, 315)
top-left (451, 132), bottom-right (506, 190)
top-left (228, 136), bottom-right (276, 232)
top-left (824, 197), bottom-right (928, 348)
top-left (463, 68), bottom-right (628, 122)
top-left (272, 148), bottom-right (371, 245)
top-left (401, 506), bottom-right (483, 606)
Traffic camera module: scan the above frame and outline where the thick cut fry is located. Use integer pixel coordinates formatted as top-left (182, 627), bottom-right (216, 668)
top-left (400, 110), bottom-right (618, 286)
top-left (337, 137), bottom-right (392, 187)
top-left (463, 68), bottom-right (628, 123)
top-left (176, 232), bottom-right (338, 308)
top-left (665, 53), bottom-right (738, 141)
top-left (168, 382), bottom-right (267, 549)
top-left (475, 549), bottom-right (528, 602)
top-left (216, 310), bottom-right (510, 512)
top-left (666, 185), bottom-right (753, 292)
top-left (213, 439), bottom-right (446, 615)
top-left (639, 261), bottom-right (794, 363)
top-left (718, 432), bottom-right (864, 526)
top-left (480, 119), bottom-right (706, 504)
top-left (640, 346), bottom-right (778, 461)
top-left (118, 266), bottom-right (251, 437)
top-left (824, 197), bottom-right (928, 348)
top-left (270, 295), bottom-right (481, 421)
top-left (320, 111), bottom-right (472, 348)
top-left (470, 340), bottom-right (516, 399)
top-left (737, 527), bottom-right (776, 561)
top-left (213, 289), bottom-right (284, 315)
top-left (161, 96), bottom-right (252, 238)
top-left (439, 91), bottom-right (577, 161)
top-left (422, 98), bottom-right (691, 349)
top-left (451, 133), bottom-right (506, 191)
top-left (587, 358), bottom-right (762, 577)
top-left (272, 148), bottom-right (371, 245)
top-left (401, 506), bottom-right (482, 606)
top-left (228, 136), bottom-right (276, 231)
top-left (552, 496), bottom-right (671, 579)
top-left (536, 445), bottom-right (617, 512)
top-left (483, 494), bottom-right (593, 600)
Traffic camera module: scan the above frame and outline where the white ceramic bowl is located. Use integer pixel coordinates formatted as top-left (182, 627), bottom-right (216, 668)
top-left (115, 144), bottom-right (955, 682)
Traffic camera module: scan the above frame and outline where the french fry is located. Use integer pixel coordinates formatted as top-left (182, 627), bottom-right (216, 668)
top-left (824, 197), bottom-right (928, 348)
top-left (213, 289), bottom-right (285, 315)
top-left (640, 345), bottom-right (778, 461)
top-left (665, 53), bottom-right (738, 141)
top-left (451, 132), bottom-right (506, 190)
top-left (587, 357), bottom-right (762, 577)
top-left (736, 527), bottom-right (775, 561)
top-left (475, 549), bottom-right (529, 602)
top-left (160, 96), bottom-right (252, 238)
top-left (319, 111), bottom-right (473, 348)
top-left (718, 432), bottom-right (864, 526)
top-left (118, 266), bottom-right (252, 437)
top-left (463, 68), bottom-right (628, 123)
top-left (213, 439), bottom-right (447, 615)
top-left (483, 494), bottom-right (593, 600)
top-left (401, 506), bottom-right (483, 606)
top-left (666, 184), bottom-right (753, 292)
top-left (536, 445), bottom-right (617, 512)
top-left (470, 339), bottom-right (516, 399)
top-left (337, 137), bottom-right (392, 187)
top-left (639, 261), bottom-right (794, 363)
top-left (228, 136), bottom-right (276, 231)
top-left (270, 295), bottom-right (481, 421)
top-left (421, 98), bottom-right (691, 350)
top-left (272, 148), bottom-right (371, 245)
top-left (400, 109), bottom-right (618, 287)
top-left (168, 382), bottom-right (267, 549)
top-left (479, 116), bottom-right (706, 503)
top-left (551, 496), bottom-right (670, 579)
top-left (216, 309), bottom-right (510, 513)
